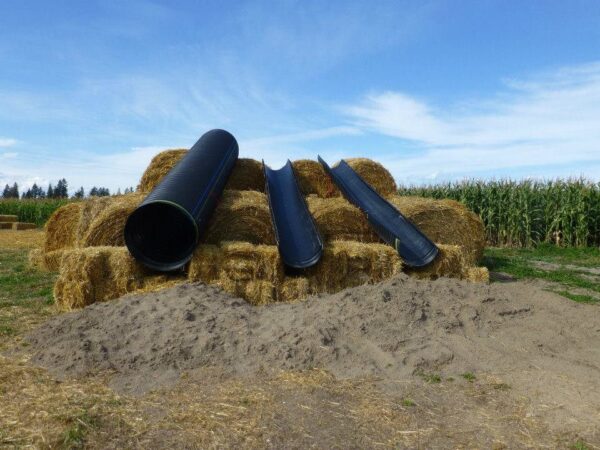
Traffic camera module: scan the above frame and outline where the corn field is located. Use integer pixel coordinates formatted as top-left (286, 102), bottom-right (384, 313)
top-left (398, 179), bottom-right (600, 248)
top-left (0, 199), bottom-right (73, 226)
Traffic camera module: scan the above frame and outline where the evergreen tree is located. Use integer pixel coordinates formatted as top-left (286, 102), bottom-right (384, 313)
top-left (2, 184), bottom-right (10, 198)
top-left (47, 183), bottom-right (54, 198)
top-left (23, 188), bottom-right (32, 199)
top-left (54, 178), bottom-right (68, 198)
top-left (9, 182), bottom-right (19, 198)
top-left (73, 187), bottom-right (85, 199)
top-left (89, 187), bottom-right (98, 197)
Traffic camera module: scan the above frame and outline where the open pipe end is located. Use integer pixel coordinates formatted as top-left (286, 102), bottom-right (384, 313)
top-left (124, 201), bottom-right (199, 272)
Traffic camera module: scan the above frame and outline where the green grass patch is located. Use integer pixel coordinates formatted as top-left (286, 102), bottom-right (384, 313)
top-left (483, 246), bottom-right (600, 304)
top-left (461, 372), bottom-right (476, 382)
top-left (402, 398), bottom-right (415, 407)
top-left (0, 249), bottom-right (57, 349)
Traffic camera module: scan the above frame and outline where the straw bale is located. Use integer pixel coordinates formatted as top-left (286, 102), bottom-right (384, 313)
top-left (188, 242), bottom-right (284, 304)
top-left (0, 215), bottom-right (17, 222)
top-left (292, 160), bottom-right (340, 198)
top-left (75, 196), bottom-right (115, 244)
top-left (278, 276), bottom-right (310, 302)
top-left (202, 190), bottom-right (275, 245)
top-left (404, 244), bottom-right (467, 280)
top-left (218, 242), bottom-right (284, 283)
top-left (306, 196), bottom-right (379, 243)
top-left (0, 223), bottom-right (13, 230)
top-left (138, 149), bottom-right (187, 192)
top-left (12, 222), bottom-right (37, 230)
top-left (53, 247), bottom-right (175, 311)
top-left (43, 202), bottom-right (83, 253)
top-left (225, 158), bottom-right (265, 191)
top-left (304, 241), bottom-right (403, 293)
top-left (344, 158), bottom-right (397, 196)
top-left (188, 244), bottom-right (223, 283)
top-left (462, 266), bottom-right (490, 283)
top-left (43, 250), bottom-right (65, 272)
top-left (82, 193), bottom-right (143, 247)
top-left (387, 195), bottom-right (485, 265)
top-left (220, 279), bottom-right (278, 306)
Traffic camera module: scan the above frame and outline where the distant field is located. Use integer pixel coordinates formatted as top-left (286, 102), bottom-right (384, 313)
top-left (0, 199), bottom-right (73, 226)
top-left (399, 178), bottom-right (600, 248)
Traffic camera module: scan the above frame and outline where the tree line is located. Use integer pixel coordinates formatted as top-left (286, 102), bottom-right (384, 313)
top-left (2, 180), bottom-right (134, 199)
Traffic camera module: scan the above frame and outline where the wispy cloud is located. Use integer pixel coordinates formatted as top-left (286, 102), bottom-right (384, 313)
top-left (344, 62), bottom-right (600, 181)
top-left (0, 138), bottom-right (17, 147)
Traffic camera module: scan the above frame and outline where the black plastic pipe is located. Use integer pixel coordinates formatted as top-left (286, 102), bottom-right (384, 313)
top-left (264, 160), bottom-right (323, 268)
top-left (125, 129), bottom-right (239, 271)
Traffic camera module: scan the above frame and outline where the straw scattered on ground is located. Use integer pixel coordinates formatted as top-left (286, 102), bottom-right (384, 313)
top-left (0, 230), bottom-right (45, 250)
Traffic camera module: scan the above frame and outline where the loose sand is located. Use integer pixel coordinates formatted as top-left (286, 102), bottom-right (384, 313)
top-left (26, 274), bottom-right (600, 439)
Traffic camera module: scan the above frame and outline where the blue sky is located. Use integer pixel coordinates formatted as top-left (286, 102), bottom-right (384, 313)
top-left (1, 0), bottom-right (599, 192)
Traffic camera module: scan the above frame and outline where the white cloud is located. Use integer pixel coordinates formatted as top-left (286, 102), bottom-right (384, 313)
top-left (0, 138), bottom-right (17, 148)
top-left (344, 62), bottom-right (600, 181)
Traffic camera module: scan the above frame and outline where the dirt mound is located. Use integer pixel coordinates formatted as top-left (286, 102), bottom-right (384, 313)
top-left (27, 275), bottom-right (600, 409)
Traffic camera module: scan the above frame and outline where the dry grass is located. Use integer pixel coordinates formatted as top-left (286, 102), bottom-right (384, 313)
top-left (306, 195), bottom-right (379, 243)
top-left (43, 202), bottom-right (82, 252)
top-left (292, 159), bottom-right (340, 198)
top-left (388, 195), bottom-right (486, 265)
top-left (137, 148), bottom-right (188, 192)
top-left (82, 193), bottom-right (143, 247)
top-left (345, 158), bottom-right (397, 196)
top-left (0, 230), bottom-right (45, 250)
top-left (11, 222), bottom-right (37, 230)
top-left (225, 158), bottom-right (265, 191)
top-left (202, 190), bottom-right (275, 245)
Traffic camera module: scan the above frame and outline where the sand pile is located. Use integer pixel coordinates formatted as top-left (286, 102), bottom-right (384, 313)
top-left (30, 153), bottom-right (488, 309)
top-left (25, 275), bottom-right (600, 397)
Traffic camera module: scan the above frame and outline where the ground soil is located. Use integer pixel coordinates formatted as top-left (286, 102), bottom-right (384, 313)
top-left (24, 274), bottom-right (600, 447)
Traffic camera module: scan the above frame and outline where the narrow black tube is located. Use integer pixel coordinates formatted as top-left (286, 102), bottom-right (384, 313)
top-left (125, 129), bottom-right (239, 271)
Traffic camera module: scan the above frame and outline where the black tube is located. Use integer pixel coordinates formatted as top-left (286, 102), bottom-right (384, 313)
top-left (264, 160), bottom-right (323, 269)
top-left (125, 129), bottom-right (239, 271)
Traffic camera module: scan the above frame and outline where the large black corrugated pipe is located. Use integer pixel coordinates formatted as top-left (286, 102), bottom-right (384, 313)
top-left (125, 129), bottom-right (239, 271)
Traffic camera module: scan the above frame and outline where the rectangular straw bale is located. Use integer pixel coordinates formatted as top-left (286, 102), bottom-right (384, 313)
top-left (218, 242), bottom-right (283, 283)
top-left (27, 248), bottom-right (45, 271)
top-left (304, 241), bottom-right (403, 293)
top-left (0, 222), bottom-right (13, 230)
top-left (53, 247), bottom-right (171, 311)
top-left (188, 244), bottom-right (223, 283)
top-left (278, 276), bottom-right (311, 302)
top-left (220, 279), bottom-right (278, 306)
top-left (12, 222), bottom-right (37, 230)
top-left (404, 243), bottom-right (467, 280)
top-left (43, 249), bottom-right (65, 272)
top-left (462, 266), bottom-right (490, 283)
top-left (0, 215), bottom-right (18, 222)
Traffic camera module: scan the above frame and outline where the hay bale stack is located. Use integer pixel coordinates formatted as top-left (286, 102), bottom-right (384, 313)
top-left (138, 148), bottom-right (187, 192)
top-left (306, 196), bottom-right (379, 243)
top-left (27, 249), bottom-right (44, 271)
top-left (0, 215), bottom-right (17, 222)
top-left (12, 222), bottom-right (37, 230)
top-left (344, 158), bottom-right (397, 196)
top-left (292, 160), bottom-right (339, 198)
top-left (387, 195), bottom-right (485, 265)
top-left (202, 190), bottom-right (275, 245)
top-left (82, 193), bottom-right (143, 247)
top-left (279, 276), bottom-right (311, 302)
top-left (54, 247), bottom-right (177, 311)
top-left (43, 250), bottom-right (65, 272)
top-left (43, 202), bottom-right (83, 253)
top-left (189, 242), bottom-right (283, 305)
top-left (0, 223), bottom-right (13, 230)
top-left (75, 196), bottom-right (115, 244)
top-left (303, 241), bottom-right (403, 294)
top-left (225, 158), bottom-right (265, 191)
